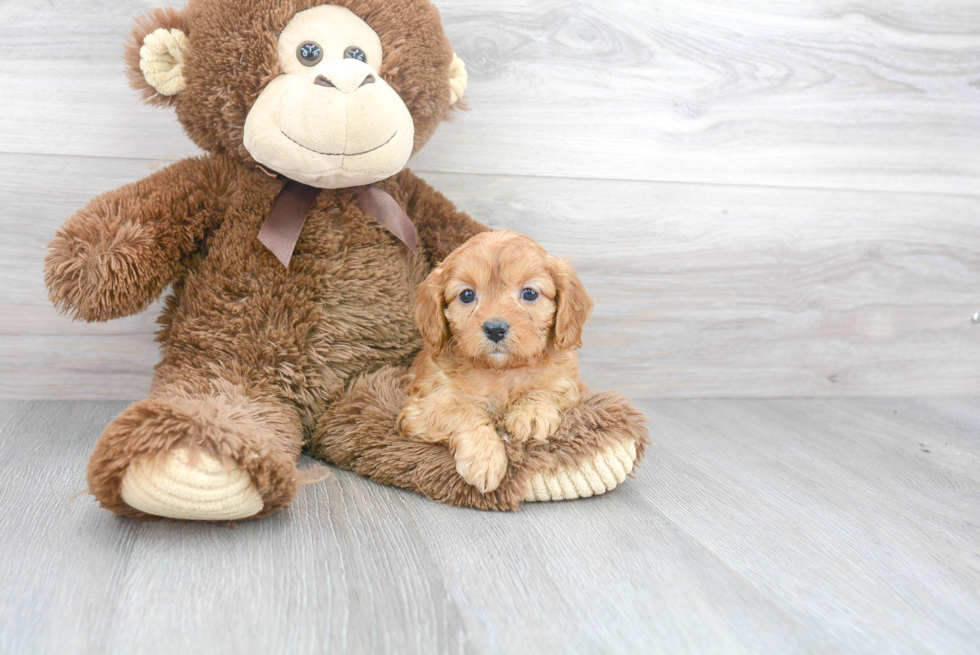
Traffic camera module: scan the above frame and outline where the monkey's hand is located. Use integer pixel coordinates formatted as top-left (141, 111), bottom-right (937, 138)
top-left (45, 202), bottom-right (173, 322)
top-left (44, 156), bottom-right (227, 322)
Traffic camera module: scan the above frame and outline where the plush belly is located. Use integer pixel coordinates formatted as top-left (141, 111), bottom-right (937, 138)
top-left (155, 200), bottom-right (429, 416)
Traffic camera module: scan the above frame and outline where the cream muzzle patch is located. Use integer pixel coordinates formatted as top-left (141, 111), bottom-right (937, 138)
top-left (242, 5), bottom-right (416, 190)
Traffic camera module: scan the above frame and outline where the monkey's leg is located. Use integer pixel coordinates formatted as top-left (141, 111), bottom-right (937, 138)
top-left (87, 370), bottom-right (305, 521)
top-left (518, 393), bottom-right (647, 503)
top-left (308, 367), bottom-right (649, 510)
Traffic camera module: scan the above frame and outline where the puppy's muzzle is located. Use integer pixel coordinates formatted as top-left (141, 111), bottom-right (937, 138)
top-left (482, 320), bottom-right (508, 344)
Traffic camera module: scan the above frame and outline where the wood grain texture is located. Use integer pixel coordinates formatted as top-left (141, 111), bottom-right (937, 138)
top-left (2, 153), bottom-right (978, 399)
top-left (0, 0), bottom-right (978, 193)
top-left (0, 398), bottom-right (977, 654)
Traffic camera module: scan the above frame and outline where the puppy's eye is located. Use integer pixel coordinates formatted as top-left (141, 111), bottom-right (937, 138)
top-left (297, 42), bottom-right (323, 66)
top-left (459, 289), bottom-right (476, 304)
top-left (521, 288), bottom-right (539, 302)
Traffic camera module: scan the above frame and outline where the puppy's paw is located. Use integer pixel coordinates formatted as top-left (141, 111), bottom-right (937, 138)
top-left (453, 426), bottom-right (508, 493)
top-left (397, 402), bottom-right (445, 444)
top-left (505, 402), bottom-right (562, 441)
top-left (396, 405), bottom-right (421, 439)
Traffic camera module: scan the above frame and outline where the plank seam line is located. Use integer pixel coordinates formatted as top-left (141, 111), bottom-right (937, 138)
top-left (1, 150), bottom-right (979, 200)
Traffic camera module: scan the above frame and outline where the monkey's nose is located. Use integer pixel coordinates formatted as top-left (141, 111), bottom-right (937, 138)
top-left (314, 72), bottom-right (376, 94)
top-left (483, 320), bottom-right (509, 344)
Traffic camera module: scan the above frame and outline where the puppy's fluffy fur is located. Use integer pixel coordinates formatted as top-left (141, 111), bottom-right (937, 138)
top-left (398, 231), bottom-right (594, 492)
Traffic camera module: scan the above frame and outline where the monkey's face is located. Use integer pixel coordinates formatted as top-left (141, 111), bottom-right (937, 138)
top-left (126, 0), bottom-right (468, 187)
top-left (242, 6), bottom-right (415, 188)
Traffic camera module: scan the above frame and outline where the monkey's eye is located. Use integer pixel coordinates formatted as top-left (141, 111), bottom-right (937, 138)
top-left (459, 289), bottom-right (476, 304)
top-left (344, 46), bottom-right (367, 63)
top-left (297, 42), bottom-right (323, 66)
top-left (521, 288), bottom-right (539, 302)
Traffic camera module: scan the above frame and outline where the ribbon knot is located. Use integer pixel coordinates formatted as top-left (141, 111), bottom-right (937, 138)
top-left (258, 180), bottom-right (418, 267)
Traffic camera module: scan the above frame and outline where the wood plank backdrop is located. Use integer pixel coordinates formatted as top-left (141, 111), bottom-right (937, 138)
top-left (1, 0), bottom-right (978, 399)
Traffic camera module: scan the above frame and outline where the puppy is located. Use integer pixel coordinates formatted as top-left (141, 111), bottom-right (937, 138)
top-left (398, 231), bottom-right (594, 493)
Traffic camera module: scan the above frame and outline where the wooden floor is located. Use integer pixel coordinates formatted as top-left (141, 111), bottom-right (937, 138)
top-left (1, 398), bottom-right (977, 654)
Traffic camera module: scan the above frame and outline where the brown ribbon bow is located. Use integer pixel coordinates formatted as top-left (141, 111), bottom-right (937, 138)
top-left (258, 180), bottom-right (418, 267)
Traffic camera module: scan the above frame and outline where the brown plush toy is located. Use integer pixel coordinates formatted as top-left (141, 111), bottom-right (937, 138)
top-left (44, 0), bottom-right (649, 521)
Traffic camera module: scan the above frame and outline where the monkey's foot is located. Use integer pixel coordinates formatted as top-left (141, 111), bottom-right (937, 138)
top-left (120, 447), bottom-right (264, 521)
top-left (523, 440), bottom-right (637, 502)
top-left (88, 391), bottom-right (304, 521)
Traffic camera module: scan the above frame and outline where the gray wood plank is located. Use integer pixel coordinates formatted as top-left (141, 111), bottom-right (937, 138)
top-left (1, 0), bottom-right (978, 193)
top-left (639, 397), bottom-right (980, 654)
top-left (4, 153), bottom-right (978, 399)
top-left (0, 398), bottom-right (978, 654)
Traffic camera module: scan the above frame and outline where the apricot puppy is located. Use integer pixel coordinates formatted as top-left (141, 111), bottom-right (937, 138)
top-left (398, 231), bottom-right (594, 493)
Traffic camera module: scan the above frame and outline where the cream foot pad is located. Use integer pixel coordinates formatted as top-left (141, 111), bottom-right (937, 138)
top-left (120, 446), bottom-right (264, 520)
top-left (524, 441), bottom-right (638, 502)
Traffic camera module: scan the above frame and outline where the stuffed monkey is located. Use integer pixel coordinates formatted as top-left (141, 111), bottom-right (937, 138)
top-left (45, 0), bottom-right (648, 520)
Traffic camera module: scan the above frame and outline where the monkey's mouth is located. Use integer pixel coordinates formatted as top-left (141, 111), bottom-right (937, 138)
top-left (280, 130), bottom-right (398, 157)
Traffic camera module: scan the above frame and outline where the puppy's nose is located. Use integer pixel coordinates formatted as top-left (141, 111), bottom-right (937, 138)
top-left (483, 320), bottom-right (509, 343)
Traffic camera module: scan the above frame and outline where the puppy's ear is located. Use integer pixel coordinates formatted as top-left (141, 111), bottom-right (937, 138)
top-left (415, 268), bottom-right (450, 351)
top-left (550, 257), bottom-right (594, 350)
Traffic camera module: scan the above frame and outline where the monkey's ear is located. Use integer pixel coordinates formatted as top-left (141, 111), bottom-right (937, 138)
top-left (550, 257), bottom-right (594, 351)
top-left (124, 8), bottom-right (190, 107)
top-left (415, 269), bottom-right (450, 351)
top-left (448, 54), bottom-right (468, 106)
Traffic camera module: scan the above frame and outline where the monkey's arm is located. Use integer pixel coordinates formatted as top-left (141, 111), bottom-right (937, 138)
top-left (393, 169), bottom-right (490, 266)
top-left (44, 154), bottom-right (231, 322)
